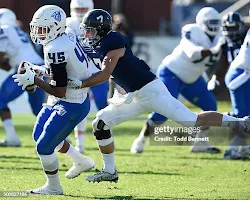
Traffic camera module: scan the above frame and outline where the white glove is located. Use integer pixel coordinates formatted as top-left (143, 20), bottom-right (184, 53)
top-left (30, 64), bottom-right (46, 78)
top-left (207, 75), bottom-right (220, 91)
top-left (67, 77), bottom-right (82, 89)
top-left (12, 63), bottom-right (35, 90)
top-left (209, 36), bottom-right (226, 54)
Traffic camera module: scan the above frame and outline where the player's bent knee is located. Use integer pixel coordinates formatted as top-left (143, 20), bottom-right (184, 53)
top-left (92, 118), bottom-right (113, 146)
top-left (92, 117), bottom-right (110, 131)
top-left (36, 141), bottom-right (54, 155)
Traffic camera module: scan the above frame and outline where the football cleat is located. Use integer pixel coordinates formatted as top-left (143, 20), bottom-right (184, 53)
top-left (85, 170), bottom-right (119, 183)
top-left (130, 137), bottom-right (146, 154)
top-left (27, 184), bottom-right (63, 195)
top-left (0, 138), bottom-right (21, 147)
top-left (223, 149), bottom-right (248, 160)
top-left (65, 156), bottom-right (95, 179)
top-left (190, 141), bottom-right (220, 154)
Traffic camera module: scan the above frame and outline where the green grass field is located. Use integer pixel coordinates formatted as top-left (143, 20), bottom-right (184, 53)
top-left (0, 101), bottom-right (250, 200)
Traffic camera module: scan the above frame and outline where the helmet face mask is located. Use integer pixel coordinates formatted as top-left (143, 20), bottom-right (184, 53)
top-left (30, 5), bottom-right (66, 45)
top-left (80, 9), bottom-right (112, 46)
top-left (222, 12), bottom-right (244, 41)
top-left (196, 7), bottom-right (221, 37)
top-left (80, 25), bottom-right (100, 46)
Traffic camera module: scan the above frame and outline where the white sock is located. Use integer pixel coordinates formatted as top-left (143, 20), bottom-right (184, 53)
top-left (3, 119), bottom-right (18, 141)
top-left (221, 114), bottom-right (240, 128)
top-left (64, 144), bottom-right (84, 163)
top-left (75, 134), bottom-right (84, 147)
top-left (102, 152), bottom-right (116, 174)
top-left (46, 172), bottom-right (61, 188)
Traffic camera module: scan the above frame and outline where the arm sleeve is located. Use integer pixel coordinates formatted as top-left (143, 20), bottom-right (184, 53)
top-left (49, 62), bottom-right (68, 87)
top-left (44, 45), bottom-right (69, 87)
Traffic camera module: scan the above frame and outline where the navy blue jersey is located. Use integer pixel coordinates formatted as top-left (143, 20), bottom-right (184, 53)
top-left (222, 34), bottom-right (246, 65)
top-left (93, 31), bottom-right (156, 92)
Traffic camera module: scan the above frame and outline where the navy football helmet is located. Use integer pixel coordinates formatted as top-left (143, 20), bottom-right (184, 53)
top-left (80, 9), bottom-right (112, 46)
top-left (222, 12), bottom-right (244, 41)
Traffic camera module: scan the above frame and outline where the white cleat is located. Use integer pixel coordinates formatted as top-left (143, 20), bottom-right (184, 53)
top-left (75, 145), bottom-right (84, 154)
top-left (130, 137), bottom-right (146, 154)
top-left (0, 138), bottom-right (21, 147)
top-left (65, 156), bottom-right (95, 179)
top-left (190, 141), bottom-right (220, 154)
top-left (27, 184), bottom-right (63, 195)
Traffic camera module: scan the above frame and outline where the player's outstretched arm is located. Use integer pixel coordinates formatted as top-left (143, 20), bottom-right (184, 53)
top-left (81, 48), bottom-right (125, 88)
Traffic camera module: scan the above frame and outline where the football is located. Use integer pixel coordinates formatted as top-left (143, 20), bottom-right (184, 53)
top-left (17, 62), bottom-right (37, 94)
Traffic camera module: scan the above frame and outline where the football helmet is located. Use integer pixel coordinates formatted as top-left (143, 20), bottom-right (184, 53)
top-left (70, 0), bottom-right (94, 23)
top-left (80, 9), bottom-right (112, 46)
top-left (196, 7), bottom-right (221, 37)
top-left (222, 12), bottom-right (244, 41)
top-left (0, 8), bottom-right (16, 26)
top-left (30, 5), bottom-right (66, 45)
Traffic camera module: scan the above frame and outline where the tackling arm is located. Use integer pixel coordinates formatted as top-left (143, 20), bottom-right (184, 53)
top-left (81, 48), bottom-right (125, 88)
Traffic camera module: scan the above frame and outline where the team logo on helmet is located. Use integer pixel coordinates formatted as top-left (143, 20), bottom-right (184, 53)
top-left (51, 11), bottom-right (61, 22)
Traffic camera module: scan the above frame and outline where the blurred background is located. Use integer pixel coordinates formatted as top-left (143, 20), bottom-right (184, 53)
top-left (1, 0), bottom-right (250, 112)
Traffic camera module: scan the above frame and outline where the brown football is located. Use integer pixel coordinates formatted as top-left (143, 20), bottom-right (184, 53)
top-left (17, 62), bottom-right (37, 94)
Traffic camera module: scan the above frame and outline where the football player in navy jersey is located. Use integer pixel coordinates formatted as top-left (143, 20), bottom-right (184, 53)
top-left (222, 12), bottom-right (250, 159)
top-left (70, 9), bottom-right (250, 183)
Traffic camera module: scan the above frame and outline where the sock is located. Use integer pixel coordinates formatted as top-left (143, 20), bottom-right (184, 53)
top-left (138, 129), bottom-right (147, 141)
top-left (102, 152), bottom-right (116, 174)
top-left (221, 114), bottom-right (240, 128)
top-left (3, 119), bottom-right (17, 141)
top-left (64, 144), bottom-right (84, 163)
top-left (39, 153), bottom-right (61, 189)
top-left (46, 172), bottom-right (61, 188)
top-left (75, 134), bottom-right (84, 147)
top-left (228, 136), bottom-right (247, 151)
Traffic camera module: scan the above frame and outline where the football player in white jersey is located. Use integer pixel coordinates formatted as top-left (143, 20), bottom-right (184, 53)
top-left (67, 0), bottom-right (109, 153)
top-left (13, 5), bottom-right (95, 195)
top-left (131, 7), bottom-right (225, 154)
top-left (0, 8), bottom-right (45, 147)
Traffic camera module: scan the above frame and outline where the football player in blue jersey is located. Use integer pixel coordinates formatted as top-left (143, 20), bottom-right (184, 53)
top-left (0, 8), bottom-right (45, 147)
top-left (69, 9), bottom-right (250, 183)
top-left (222, 12), bottom-right (250, 159)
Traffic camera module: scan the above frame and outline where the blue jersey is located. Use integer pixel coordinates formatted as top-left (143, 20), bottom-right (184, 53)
top-left (222, 35), bottom-right (245, 65)
top-left (94, 31), bottom-right (156, 92)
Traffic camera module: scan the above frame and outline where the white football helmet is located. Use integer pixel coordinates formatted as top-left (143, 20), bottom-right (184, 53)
top-left (0, 8), bottom-right (16, 26)
top-left (196, 7), bottom-right (221, 37)
top-left (30, 5), bottom-right (66, 45)
top-left (70, 0), bottom-right (94, 22)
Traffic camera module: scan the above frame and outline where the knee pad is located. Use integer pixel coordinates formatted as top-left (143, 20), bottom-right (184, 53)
top-left (39, 153), bottom-right (58, 172)
top-left (92, 118), bottom-right (113, 145)
top-left (92, 117), bottom-right (110, 131)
